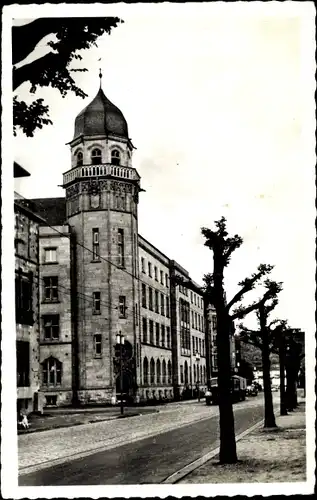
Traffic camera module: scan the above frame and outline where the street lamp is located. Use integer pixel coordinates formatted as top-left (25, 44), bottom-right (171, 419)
top-left (196, 351), bottom-right (201, 402)
top-left (116, 331), bottom-right (125, 415)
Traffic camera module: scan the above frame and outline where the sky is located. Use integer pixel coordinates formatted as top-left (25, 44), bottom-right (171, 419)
top-left (7, 2), bottom-right (316, 337)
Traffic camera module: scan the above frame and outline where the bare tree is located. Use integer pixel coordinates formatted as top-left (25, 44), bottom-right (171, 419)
top-left (201, 216), bottom-right (277, 463)
top-left (239, 281), bottom-right (284, 428)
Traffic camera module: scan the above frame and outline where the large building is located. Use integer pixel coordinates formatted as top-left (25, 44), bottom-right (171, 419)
top-left (16, 83), bottom-right (236, 408)
top-left (14, 164), bottom-right (44, 415)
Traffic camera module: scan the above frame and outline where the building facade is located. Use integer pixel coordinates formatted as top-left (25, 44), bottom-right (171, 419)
top-left (16, 85), bottom-right (236, 407)
top-left (14, 191), bottom-right (43, 415)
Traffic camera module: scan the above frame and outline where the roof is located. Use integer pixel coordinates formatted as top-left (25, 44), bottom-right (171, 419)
top-left (14, 162), bottom-right (30, 178)
top-left (27, 197), bottom-right (66, 226)
top-left (73, 87), bottom-right (129, 140)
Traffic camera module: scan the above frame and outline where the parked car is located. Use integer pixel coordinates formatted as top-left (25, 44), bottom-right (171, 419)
top-left (246, 383), bottom-right (258, 396)
top-left (205, 375), bottom-right (247, 405)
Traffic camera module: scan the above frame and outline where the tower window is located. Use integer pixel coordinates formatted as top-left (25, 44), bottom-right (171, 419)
top-left (117, 229), bottom-right (125, 267)
top-left (93, 292), bottom-right (101, 314)
top-left (42, 357), bottom-right (62, 386)
top-left (76, 151), bottom-right (83, 166)
top-left (111, 149), bottom-right (121, 166)
top-left (92, 229), bottom-right (99, 261)
top-left (119, 296), bottom-right (126, 318)
top-left (43, 314), bottom-right (60, 340)
top-left (91, 148), bottom-right (102, 165)
top-left (94, 334), bottom-right (102, 357)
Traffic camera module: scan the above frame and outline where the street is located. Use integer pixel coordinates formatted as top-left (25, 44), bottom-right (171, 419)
top-left (19, 394), bottom-right (272, 485)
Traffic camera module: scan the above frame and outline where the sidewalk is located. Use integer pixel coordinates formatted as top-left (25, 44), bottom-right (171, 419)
top-left (180, 399), bottom-right (306, 484)
top-left (18, 407), bottom-right (158, 434)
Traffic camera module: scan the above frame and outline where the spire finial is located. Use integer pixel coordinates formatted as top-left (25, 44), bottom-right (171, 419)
top-left (98, 58), bottom-right (102, 88)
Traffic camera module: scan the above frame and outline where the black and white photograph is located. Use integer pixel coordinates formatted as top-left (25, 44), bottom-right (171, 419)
top-left (1, 1), bottom-right (316, 497)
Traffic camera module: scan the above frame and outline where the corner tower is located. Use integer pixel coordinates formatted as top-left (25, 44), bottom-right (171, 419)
top-left (62, 83), bottom-right (141, 404)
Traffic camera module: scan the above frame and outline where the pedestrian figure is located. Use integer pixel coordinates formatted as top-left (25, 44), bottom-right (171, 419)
top-left (18, 412), bottom-right (29, 429)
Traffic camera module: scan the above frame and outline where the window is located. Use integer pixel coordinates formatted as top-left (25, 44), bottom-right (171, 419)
top-left (162, 360), bottom-right (166, 384)
top-left (154, 266), bottom-right (158, 281)
top-left (42, 357), bottom-right (62, 386)
top-left (44, 248), bottom-right (57, 263)
top-left (184, 361), bottom-right (189, 385)
top-left (193, 364), bottom-right (196, 383)
top-left (43, 277), bottom-right (58, 302)
top-left (43, 314), bottom-right (59, 340)
top-left (94, 334), bottom-right (102, 356)
top-left (195, 312), bottom-right (197, 330)
top-left (191, 311), bottom-right (194, 328)
top-left (141, 257), bottom-right (145, 273)
top-left (168, 361), bottom-right (172, 384)
top-left (202, 339), bottom-right (205, 356)
top-left (76, 151), bottom-right (83, 166)
top-left (118, 229), bottom-right (125, 267)
top-left (166, 296), bottom-right (170, 318)
top-left (15, 270), bottom-right (33, 325)
top-left (119, 296), bottom-right (126, 318)
top-left (45, 395), bottom-right (57, 406)
top-left (92, 229), bottom-right (99, 260)
top-left (192, 336), bottom-right (195, 354)
top-left (165, 273), bottom-right (169, 288)
top-left (191, 291), bottom-right (193, 304)
top-left (141, 283), bottom-right (147, 308)
top-left (161, 325), bottom-right (165, 347)
top-left (150, 358), bottom-right (155, 384)
top-left (92, 291), bottom-right (101, 314)
top-left (199, 338), bottom-right (202, 355)
top-left (160, 270), bottom-right (164, 284)
top-left (156, 322), bottom-right (160, 345)
top-left (180, 365), bottom-right (184, 384)
top-left (143, 357), bottom-right (148, 384)
top-left (203, 365), bottom-right (206, 384)
top-left (142, 317), bottom-right (148, 343)
top-left (156, 359), bottom-right (161, 384)
top-left (148, 288), bottom-right (153, 311)
top-left (17, 341), bottom-right (29, 387)
top-left (91, 148), bottom-right (102, 165)
top-left (149, 320), bottom-right (154, 344)
top-left (111, 149), bottom-right (121, 166)
top-left (155, 290), bottom-right (159, 313)
top-left (148, 262), bottom-right (152, 277)
top-left (161, 294), bottom-right (165, 316)
top-left (166, 326), bottom-right (171, 348)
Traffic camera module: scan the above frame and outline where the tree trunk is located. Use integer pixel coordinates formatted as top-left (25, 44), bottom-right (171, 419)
top-left (217, 311), bottom-right (237, 463)
top-left (279, 334), bottom-right (287, 416)
top-left (260, 306), bottom-right (276, 428)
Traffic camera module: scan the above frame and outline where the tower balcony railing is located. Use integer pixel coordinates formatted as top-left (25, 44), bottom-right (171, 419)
top-left (63, 163), bottom-right (140, 185)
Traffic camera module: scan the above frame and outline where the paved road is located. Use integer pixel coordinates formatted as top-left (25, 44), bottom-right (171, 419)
top-left (19, 397), bottom-right (267, 486)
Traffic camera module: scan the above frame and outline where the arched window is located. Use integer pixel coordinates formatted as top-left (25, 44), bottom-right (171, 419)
top-left (184, 361), bottom-right (189, 385)
top-left (76, 151), bottom-right (83, 166)
top-left (111, 149), bottom-right (121, 166)
top-left (167, 360), bottom-right (172, 384)
top-left (162, 360), bottom-right (166, 384)
top-left (42, 357), bottom-right (62, 386)
top-left (91, 148), bottom-right (102, 165)
top-left (150, 358), bottom-right (155, 385)
top-left (143, 357), bottom-right (148, 385)
top-left (156, 359), bottom-right (161, 385)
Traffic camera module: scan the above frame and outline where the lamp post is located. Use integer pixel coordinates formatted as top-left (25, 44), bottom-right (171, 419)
top-left (116, 331), bottom-right (125, 415)
top-left (196, 351), bottom-right (201, 402)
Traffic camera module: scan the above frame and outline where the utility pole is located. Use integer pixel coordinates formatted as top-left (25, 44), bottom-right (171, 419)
top-left (116, 331), bottom-right (125, 416)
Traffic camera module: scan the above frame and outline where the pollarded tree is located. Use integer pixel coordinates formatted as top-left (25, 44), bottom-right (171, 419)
top-left (13, 17), bottom-right (122, 137)
top-left (201, 216), bottom-right (278, 464)
top-left (238, 281), bottom-right (284, 428)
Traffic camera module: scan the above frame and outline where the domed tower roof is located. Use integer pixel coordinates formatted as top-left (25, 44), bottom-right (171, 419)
top-left (73, 87), bottom-right (129, 140)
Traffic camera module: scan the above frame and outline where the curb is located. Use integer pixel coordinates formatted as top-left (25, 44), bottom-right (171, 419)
top-left (161, 419), bottom-right (264, 484)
